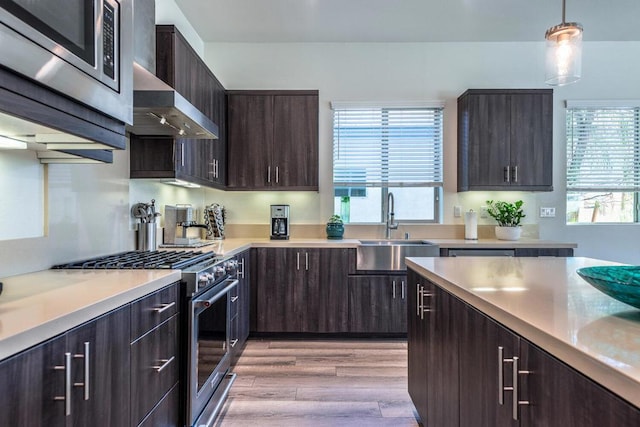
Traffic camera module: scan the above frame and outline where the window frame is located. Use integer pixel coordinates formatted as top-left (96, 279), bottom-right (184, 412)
top-left (331, 101), bottom-right (444, 224)
top-left (565, 100), bottom-right (640, 224)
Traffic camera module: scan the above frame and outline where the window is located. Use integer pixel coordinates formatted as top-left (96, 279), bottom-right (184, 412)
top-left (331, 102), bottom-right (443, 223)
top-left (565, 101), bottom-right (640, 223)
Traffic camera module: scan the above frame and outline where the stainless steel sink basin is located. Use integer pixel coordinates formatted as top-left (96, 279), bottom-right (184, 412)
top-left (359, 239), bottom-right (433, 246)
top-left (357, 239), bottom-right (440, 271)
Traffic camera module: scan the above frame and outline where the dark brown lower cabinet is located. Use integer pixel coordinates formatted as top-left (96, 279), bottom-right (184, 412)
top-left (138, 384), bottom-right (180, 427)
top-left (231, 250), bottom-right (251, 363)
top-left (408, 267), bottom-right (640, 427)
top-left (348, 275), bottom-right (407, 333)
top-left (407, 269), bottom-right (459, 426)
top-left (0, 306), bottom-right (131, 427)
top-left (253, 247), bottom-right (352, 333)
top-left (131, 316), bottom-right (179, 426)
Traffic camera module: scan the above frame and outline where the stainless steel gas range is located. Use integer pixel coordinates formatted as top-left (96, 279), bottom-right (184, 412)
top-left (53, 250), bottom-right (238, 427)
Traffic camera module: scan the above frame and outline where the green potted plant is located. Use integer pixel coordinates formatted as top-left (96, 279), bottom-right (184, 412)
top-left (326, 214), bottom-right (345, 240)
top-left (486, 200), bottom-right (525, 240)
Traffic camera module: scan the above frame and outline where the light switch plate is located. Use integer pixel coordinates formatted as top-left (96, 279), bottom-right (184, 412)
top-left (453, 205), bottom-right (462, 217)
top-left (540, 207), bottom-right (556, 217)
top-left (480, 206), bottom-right (488, 218)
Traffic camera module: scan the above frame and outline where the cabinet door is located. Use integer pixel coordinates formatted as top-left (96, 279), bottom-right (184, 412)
top-left (509, 92), bottom-right (553, 189)
top-left (273, 94), bottom-right (319, 189)
top-left (458, 93), bottom-right (511, 190)
top-left (227, 94), bottom-right (274, 188)
top-left (235, 250), bottom-right (251, 348)
top-left (254, 248), bottom-right (300, 332)
top-left (348, 275), bottom-right (407, 333)
top-left (0, 334), bottom-right (66, 427)
top-left (67, 306), bottom-right (131, 427)
top-left (459, 303), bottom-right (519, 427)
top-left (426, 283), bottom-right (460, 427)
top-left (310, 248), bottom-right (350, 333)
top-left (407, 269), bottom-right (428, 424)
top-left (519, 340), bottom-right (640, 427)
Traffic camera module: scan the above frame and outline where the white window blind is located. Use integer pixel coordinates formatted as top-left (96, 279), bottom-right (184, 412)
top-left (566, 105), bottom-right (640, 192)
top-left (332, 103), bottom-right (443, 187)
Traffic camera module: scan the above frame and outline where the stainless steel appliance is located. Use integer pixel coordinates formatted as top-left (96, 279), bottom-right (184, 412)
top-left (163, 205), bottom-right (211, 247)
top-left (0, 0), bottom-right (133, 125)
top-left (128, 0), bottom-right (219, 139)
top-left (270, 204), bottom-right (290, 240)
top-left (52, 250), bottom-right (239, 427)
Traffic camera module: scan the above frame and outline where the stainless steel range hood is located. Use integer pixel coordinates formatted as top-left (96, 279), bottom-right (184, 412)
top-left (127, 0), bottom-right (218, 139)
top-left (127, 63), bottom-right (219, 139)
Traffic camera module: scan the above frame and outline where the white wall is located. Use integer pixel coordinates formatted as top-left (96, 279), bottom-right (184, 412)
top-left (203, 41), bottom-right (640, 263)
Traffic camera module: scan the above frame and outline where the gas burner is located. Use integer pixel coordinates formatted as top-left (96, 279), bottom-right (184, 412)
top-left (52, 250), bottom-right (216, 270)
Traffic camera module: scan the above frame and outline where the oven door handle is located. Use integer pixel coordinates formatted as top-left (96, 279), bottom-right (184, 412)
top-left (193, 279), bottom-right (239, 309)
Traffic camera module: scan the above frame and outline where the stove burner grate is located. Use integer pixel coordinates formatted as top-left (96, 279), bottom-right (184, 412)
top-left (52, 250), bottom-right (216, 270)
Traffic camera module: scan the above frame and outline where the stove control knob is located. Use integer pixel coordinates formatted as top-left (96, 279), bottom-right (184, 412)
top-left (213, 266), bottom-right (226, 277)
top-left (226, 260), bottom-right (238, 271)
top-left (197, 274), bottom-right (209, 288)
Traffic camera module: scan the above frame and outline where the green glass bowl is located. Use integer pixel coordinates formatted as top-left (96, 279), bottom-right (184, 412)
top-left (577, 266), bottom-right (640, 309)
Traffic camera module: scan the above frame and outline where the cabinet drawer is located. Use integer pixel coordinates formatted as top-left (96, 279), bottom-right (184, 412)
top-left (131, 282), bottom-right (179, 340)
top-left (131, 315), bottom-right (179, 426)
top-left (137, 383), bottom-right (179, 427)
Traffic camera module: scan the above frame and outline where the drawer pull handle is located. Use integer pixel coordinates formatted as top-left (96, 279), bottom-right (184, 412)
top-left (153, 302), bottom-right (176, 314)
top-left (54, 352), bottom-right (72, 416)
top-left (73, 342), bottom-right (90, 400)
top-left (153, 356), bottom-right (175, 373)
top-left (230, 296), bottom-right (239, 303)
top-left (230, 339), bottom-right (239, 348)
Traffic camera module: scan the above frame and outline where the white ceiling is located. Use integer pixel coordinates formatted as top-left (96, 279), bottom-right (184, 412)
top-left (174, 0), bottom-right (640, 43)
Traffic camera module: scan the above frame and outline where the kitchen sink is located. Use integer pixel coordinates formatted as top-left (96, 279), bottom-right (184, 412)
top-left (359, 239), bottom-right (433, 246)
top-left (357, 239), bottom-right (440, 271)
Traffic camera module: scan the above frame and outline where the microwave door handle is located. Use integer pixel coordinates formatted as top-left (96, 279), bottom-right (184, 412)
top-left (193, 279), bottom-right (239, 308)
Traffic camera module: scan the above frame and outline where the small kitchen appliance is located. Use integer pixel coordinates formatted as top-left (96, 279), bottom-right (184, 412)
top-left (270, 205), bottom-right (290, 240)
top-left (163, 205), bottom-right (210, 246)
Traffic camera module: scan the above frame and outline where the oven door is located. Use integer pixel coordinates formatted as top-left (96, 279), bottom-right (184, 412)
top-left (188, 278), bottom-right (238, 426)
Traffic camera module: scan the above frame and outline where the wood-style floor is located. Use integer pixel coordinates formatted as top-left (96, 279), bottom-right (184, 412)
top-left (215, 339), bottom-right (419, 426)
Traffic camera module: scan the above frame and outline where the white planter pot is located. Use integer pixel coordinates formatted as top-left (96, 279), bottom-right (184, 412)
top-left (495, 226), bottom-right (522, 241)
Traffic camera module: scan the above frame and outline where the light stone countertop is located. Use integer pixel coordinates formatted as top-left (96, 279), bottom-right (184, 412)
top-left (406, 256), bottom-right (640, 408)
top-left (0, 269), bottom-right (181, 361)
top-left (0, 237), bottom-right (576, 362)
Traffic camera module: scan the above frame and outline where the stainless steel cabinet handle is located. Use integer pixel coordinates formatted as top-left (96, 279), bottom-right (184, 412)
top-left (504, 166), bottom-right (510, 183)
top-left (268, 166), bottom-right (272, 183)
top-left (512, 165), bottom-right (518, 183)
top-left (296, 252), bottom-right (300, 270)
top-left (153, 301), bottom-right (176, 314)
top-left (275, 166), bottom-right (280, 183)
top-left (392, 280), bottom-right (396, 299)
top-left (305, 252), bottom-right (309, 271)
top-left (230, 339), bottom-right (239, 348)
top-left (417, 285), bottom-right (421, 316)
top-left (239, 258), bottom-right (246, 278)
top-left (421, 289), bottom-right (434, 319)
top-left (401, 281), bottom-right (405, 299)
top-left (181, 143), bottom-right (185, 167)
top-left (230, 295), bottom-right (239, 303)
top-left (153, 356), bottom-right (175, 373)
top-left (54, 352), bottom-right (72, 416)
top-left (73, 342), bottom-right (90, 400)
top-left (511, 356), bottom-right (531, 420)
top-left (498, 346), bottom-right (507, 405)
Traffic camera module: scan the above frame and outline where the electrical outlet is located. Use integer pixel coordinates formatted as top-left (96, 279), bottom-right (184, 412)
top-left (540, 207), bottom-right (556, 218)
top-left (453, 205), bottom-right (462, 217)
top-left (480, 206), bottom-right (488, 218)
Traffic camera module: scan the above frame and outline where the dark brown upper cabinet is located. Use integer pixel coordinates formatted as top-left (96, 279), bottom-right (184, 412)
top-left (130, 25), bottom-right (226, 188)
top-left (457, 89), bottom-right (553, 191)
top-left (227, 90), bottom-right (319, 191)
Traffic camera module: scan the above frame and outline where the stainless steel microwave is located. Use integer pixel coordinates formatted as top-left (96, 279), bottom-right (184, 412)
top-left (0, 0), bottom-right (133, 124)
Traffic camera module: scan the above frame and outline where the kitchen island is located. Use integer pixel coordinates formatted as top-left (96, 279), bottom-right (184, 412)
top-left (406, 256), bottom-right (640, 426)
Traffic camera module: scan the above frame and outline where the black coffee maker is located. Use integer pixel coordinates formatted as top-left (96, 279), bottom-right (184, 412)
top-left (270, 205), bottom-right (290, 240)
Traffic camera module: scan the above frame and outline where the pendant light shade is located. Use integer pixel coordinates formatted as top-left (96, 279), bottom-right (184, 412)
top-left (545, 0), bottom-right (583, 86)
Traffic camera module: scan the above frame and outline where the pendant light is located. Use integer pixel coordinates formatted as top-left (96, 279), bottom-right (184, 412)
top-left (544, 0), bottom-right (583, 86)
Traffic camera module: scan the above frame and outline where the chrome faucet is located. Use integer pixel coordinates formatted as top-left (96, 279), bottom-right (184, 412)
top-left (386, 192), bottom-right (399, 239)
